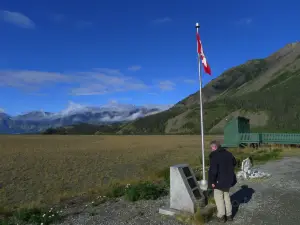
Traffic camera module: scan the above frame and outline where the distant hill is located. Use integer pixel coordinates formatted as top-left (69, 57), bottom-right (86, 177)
top-left (117, 42), bottom-right (300, 134)
top-left (42, 123), bottom-right (124, 135)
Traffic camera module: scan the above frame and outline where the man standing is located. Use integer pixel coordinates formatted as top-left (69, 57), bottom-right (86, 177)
top-left (208, 140), bottom-right (237, 223)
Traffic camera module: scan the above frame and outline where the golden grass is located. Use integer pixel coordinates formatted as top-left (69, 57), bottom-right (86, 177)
top-left (0, 135), bottom-right (221, 209)
top-left (1, 135), bottom-right (298, 210)
top-left (176, 205), bottom-right (217, 225)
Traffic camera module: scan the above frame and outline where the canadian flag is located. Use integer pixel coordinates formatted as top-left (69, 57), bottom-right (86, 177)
top-left (196, 32), bottom-right (211, 75)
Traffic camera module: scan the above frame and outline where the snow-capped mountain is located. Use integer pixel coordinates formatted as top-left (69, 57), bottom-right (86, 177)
top-left (0, 102), bottom-right (172, 134)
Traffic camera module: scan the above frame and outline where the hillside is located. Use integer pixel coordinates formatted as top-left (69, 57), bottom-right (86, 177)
top-left (42, 123), bottom-right (124, 135)
top-left (118, 42), bottom-right (300, 134)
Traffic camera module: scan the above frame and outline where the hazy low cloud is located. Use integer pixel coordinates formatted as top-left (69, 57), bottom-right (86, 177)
top-left (0, 108), bottom-right (5, 113)
top-left (128, 65), bottom-right (142, 71)
top-left (236, 17), bottom-right (253, 25)
top-left (0, 68), bottom-right (149, 95)
top-left (152, 17), bottom-right (172, 24)
top-left (0, 70), bottom-right (68, 91)
top-left (108, 98), bottom-right (132, 104)
top-left (158, 80), bottom-right (176, 91)
top-left (0, 10), bottom-right (35, 29)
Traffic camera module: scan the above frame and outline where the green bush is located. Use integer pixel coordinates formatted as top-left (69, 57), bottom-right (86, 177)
top-left (12, 207), bottom-right (61, 225)
top-left (0, 219), bottom-right (17, 225)
top-left (124, 182), bottom-right (168, 202)
top-left (155, 167), bottom-right (170, 186)
top-left (199, 156), bottom-right (210, 167)
top-left (107, 184), bottom-right (126, 198)
top-left (250, 149), bottom-right (282, 163)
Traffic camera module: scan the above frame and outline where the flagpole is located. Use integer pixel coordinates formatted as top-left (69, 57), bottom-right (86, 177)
top-left (196, 22), bottom-right (207, 190)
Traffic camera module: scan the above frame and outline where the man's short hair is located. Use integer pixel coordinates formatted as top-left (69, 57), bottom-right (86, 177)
top-left (210, 140), bottom-right (220, 147)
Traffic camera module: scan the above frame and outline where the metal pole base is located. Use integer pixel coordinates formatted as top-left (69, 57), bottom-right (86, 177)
top-left (199, 179), bottom-right (208, 191)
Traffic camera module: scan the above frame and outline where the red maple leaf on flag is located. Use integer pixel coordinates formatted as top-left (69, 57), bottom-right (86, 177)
top-left (196, 32), bottom-right (211, 75)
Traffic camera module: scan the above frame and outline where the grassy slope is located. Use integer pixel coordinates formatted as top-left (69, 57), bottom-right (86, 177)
top-left (118, 43), bottom-right (300, 134)
top-left (42, 123), bottom-right (125, 135)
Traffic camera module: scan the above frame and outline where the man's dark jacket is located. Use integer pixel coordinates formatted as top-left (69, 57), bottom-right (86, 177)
top-left (208, 147), bottom-right (237, 190)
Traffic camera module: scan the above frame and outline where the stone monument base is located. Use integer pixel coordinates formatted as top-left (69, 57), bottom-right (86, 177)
top-left (159, 164), bottom-right (207, 217)
top-left (159, 206), bottom-right (186, 217)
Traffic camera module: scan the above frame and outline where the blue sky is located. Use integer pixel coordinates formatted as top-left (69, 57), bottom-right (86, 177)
top-left (0, 0), bottom-right (299, 115)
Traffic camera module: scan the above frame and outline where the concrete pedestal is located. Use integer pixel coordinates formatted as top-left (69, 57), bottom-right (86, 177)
top-left (159, 164), bottom-right (206, 216)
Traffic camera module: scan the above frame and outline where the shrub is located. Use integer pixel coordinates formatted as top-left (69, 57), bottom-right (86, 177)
top-left (250, 149), bottom-right (282, 163)
top-left (13, 207), bottom-right (61, 225)
top-left (194, 207), bottom-right (205, 225)
top-left (199, 156), bottom-right (210, 167)
top-left (0, 218), bottom-right (18, 225)
top-left (124, 182), bottom-right (168, 202)
top-left (106, 184), bottom-right (126, 198)
top-left (155, 167), bottom-right (170, 186)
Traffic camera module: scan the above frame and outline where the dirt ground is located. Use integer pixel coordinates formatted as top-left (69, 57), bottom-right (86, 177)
top-left (55, 157), bottom-right (300, 225)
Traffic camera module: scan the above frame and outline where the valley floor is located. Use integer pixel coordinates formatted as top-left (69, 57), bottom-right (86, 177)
top-left (54, 157), bottom-right (300, 225)
top-left (0, 135), bottom-right (221, 208)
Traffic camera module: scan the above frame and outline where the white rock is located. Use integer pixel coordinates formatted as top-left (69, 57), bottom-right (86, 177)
top-left (241, 158), bottom-right (252, 173)
top-left (237, 171), bottom-right (246, 179)
top-left (236, 158), bottom-right (271, 180)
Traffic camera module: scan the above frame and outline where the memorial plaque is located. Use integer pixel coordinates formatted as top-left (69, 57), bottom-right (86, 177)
top-left (169, 164), bottom-right (204, 214)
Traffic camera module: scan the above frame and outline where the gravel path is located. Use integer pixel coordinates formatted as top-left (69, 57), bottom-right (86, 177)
top-left (55, 157), bottom-right (300, 225)
top-left (217, 157), bottom-right (300, 225)
top-left (55, 197), bottom-right (184, 225)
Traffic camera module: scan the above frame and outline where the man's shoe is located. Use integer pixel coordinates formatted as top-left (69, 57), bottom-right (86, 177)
top-left (217, 216), bottom-right (226, 223)
top-left (227, 215), bottom-right (233, 221)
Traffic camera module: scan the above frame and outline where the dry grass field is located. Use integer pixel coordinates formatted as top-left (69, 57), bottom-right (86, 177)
top-left (0, 135), bottom-right (222, 209)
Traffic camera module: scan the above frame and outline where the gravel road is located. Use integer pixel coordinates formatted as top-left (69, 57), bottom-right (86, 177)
top-left (55, 157), bottom-right (300, 225)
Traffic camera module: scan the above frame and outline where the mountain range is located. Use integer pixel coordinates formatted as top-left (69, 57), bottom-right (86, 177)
top-left (0, 102), bottom-right (172, 134)
top-left (3, 42), bottom-right (300, 135)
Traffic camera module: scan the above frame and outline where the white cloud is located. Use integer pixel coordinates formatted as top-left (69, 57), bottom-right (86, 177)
top-left (0, 70), bottom-right (68, 91)
top-left (183, 79), bottom-right (196, 84)
top-left (109, 97), bottom-right (131, 103)
top-left (55, 101), bottom-right (172, 121)
top-left (0, 10), bottom-right (35, 29)
top-left (152, 17), bottom-right (172, 24)
top-left (0, 68), bottom-right (149, 95)
top-left (128, 65), bottom-right (142, 72)
top-left (70, 84), bottom-right (109, 95)
top-left (158, 80), bottom-right (176, 91)
top-left (0, 108), bottom-right (5, 113)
